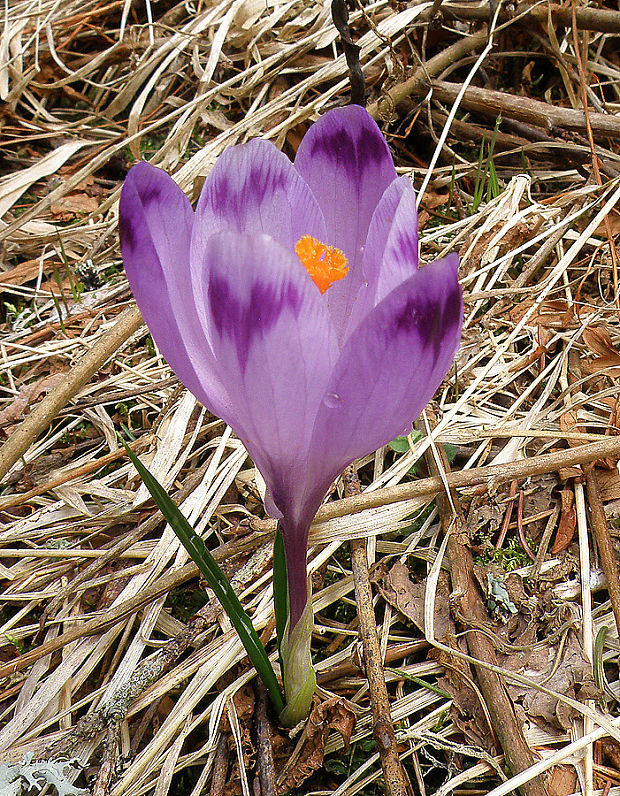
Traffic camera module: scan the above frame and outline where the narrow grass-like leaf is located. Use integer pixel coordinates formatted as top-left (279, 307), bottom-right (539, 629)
top-left (123, 440), bottom-right (285, 714)
top-left (471, 141), bottom-right (486, 214)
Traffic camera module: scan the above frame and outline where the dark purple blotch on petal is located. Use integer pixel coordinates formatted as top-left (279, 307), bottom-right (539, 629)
top-left (208, 274), bottom-right (303, 371)
top-left (394, 282), bottom-right (461, 363)
top-left (137, 180), bottom-right (165, 208)
top-left (207, 166), bottom-right (290, 225)
top-left (309, 125), bottom-right (387, 177)
top-left (118, 213), bottom-right (135, 254)
top-left (119, 168), bottom-right (170, 255)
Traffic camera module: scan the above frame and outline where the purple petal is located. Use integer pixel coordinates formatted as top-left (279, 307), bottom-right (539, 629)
top-left (372, 177), bottom-right (419, 302)
top-left (192, 138), bottom-right (327, 260)
top-left (194, 231), bottom-right (338, 525)
top-left (120, 162), bottom-right (233, 421)
top-left (309, 254), bottom-right (462, 474)
top-left (345, 177), bottom-right (419, 339)
top-left (294, 106), bottom-right (398, 341)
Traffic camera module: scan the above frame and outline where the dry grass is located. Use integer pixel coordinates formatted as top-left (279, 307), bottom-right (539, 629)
top-left (1, 0), bottom-right (620, 794)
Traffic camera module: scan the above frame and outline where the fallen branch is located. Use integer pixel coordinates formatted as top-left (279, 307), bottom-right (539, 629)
top-left (278, 435), bottom-right (620, 527)
top-left (426, 81), bottom-right (620, 141)
top-left (584, 465), bottom-right (620, 638)
top-left (0, 305), bottom-right (143, 483)
top-left (367, 28), bottom-right (490, 119)
top-left (441, 2), bottom-right (620, 34)
top-left (344, 465), bottom-right (412, 796)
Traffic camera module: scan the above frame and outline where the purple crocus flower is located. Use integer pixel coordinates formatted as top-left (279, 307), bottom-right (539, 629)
top-left (120, 106), bottom-right (462, 723)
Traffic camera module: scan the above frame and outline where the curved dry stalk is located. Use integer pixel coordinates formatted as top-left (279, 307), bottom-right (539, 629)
top-left (0, 306), bottom-right (143, 483)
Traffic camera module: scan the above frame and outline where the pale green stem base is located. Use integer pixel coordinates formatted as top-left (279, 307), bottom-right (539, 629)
top-left (279, 591), bottom-right (316, 727)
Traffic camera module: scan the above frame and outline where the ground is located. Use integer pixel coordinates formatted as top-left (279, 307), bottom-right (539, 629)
top-left (1, 0), bottom-right (620, 794)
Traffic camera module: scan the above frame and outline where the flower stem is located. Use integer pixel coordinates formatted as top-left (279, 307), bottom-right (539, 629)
top-left (273, 527), bottom-right (288, 653)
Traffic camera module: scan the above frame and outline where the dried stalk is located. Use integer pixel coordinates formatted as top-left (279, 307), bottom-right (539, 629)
top-left (425, 81), bottom-right (620, 140)
top-left (344, 465), bottom-right (412, 796)
top-left (419, 428), bottom-right (547, 796)
top-left (0, 306), bottom-right (143, 483)
top-left (584, 465), bottom-right (620, 638)
top-left (250, 436), bottom-right (620, 533)
top-left (442, 3), bottom-right (620, 34)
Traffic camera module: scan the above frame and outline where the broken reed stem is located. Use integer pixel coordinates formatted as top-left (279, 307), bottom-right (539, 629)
top-left (419, 427), bottom-right (546, 796)
top-left (584, 465), bottom-right (620, 639)
top-left (344, 465), bottom-right (412, 796)
top-left (0, 305), bottom-right (143, 483)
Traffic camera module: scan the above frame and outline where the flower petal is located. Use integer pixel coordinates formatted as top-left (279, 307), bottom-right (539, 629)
top-left (294, 106), bottom-right (398, 341)
top-left (344, 176), bottom-right (419, 339)
top-left (194, 230), bottom-right (338, 521)
top-left (310, 254), bottom-right (462, 473)
top-left (120, 162), bottom-right (232, 421)
top-left (192, 138), bottom-right (327, 258)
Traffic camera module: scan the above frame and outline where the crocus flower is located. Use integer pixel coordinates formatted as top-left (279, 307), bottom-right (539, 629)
top-left (119, 105), bottom-right (462, 725)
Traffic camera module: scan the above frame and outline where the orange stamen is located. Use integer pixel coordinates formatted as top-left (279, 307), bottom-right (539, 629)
top-left (295, 235), bottom-right (349, 294)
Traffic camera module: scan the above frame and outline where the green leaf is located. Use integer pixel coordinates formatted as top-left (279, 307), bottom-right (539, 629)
top-left (122, 440), bottom-right (284, 715)
top-left (443, 443), bottom-right (458, 463)
top-left (388, 430), bottom-right (423, 453)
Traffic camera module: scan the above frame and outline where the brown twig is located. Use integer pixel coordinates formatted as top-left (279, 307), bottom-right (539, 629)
top-left (516, 489), bottom-right (536, 562)
top-left (317, 642), bottom-right (421, 684)
top-left (210, 732), bottom-right (230, 796)
top-left (91, 722), bottom-right (120, 796)
top-left (0, 436), bottom-right (149, 513)
top-left (419, 427), bottom-right (546, 796)
top-left (531, 501), bottom-right (561, 581)
top-left (495, 480), bottom-right (517, 548)
top-left (584, 465), bottom-right (620, 639)
top-left (367, 29), bottom-right (490, 119)
top-left (0, 305), bottom-right (144, 484)
top-left (344, 465), bottom-right (412, 796)
top-left (431, 110), bottom-right (620, 179)
top-left (248, 436), bottom-right (620, 533)
top-left (422, 81), bottom-right (620, 141)
top-left (254, 680), bottom-right (276, 796)
top-left (441, 2), bottom-right (620, 34)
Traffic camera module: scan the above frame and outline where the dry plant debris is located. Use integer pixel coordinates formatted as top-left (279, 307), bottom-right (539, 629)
top-left (1, 0), bottom-right (620, 794)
